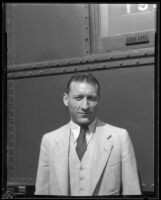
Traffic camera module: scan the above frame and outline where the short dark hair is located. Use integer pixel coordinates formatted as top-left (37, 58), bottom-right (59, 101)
top-left (66, 72), bottom-right (100, 96)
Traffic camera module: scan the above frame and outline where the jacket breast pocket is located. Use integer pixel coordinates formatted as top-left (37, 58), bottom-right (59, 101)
top-left (109, 160), bottom-right (121, 167)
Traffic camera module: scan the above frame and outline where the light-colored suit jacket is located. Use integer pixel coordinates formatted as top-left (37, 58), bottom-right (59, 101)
top-left (35, 120), bottom-right (141, 196)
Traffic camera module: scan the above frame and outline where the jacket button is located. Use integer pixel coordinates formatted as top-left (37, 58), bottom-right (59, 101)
top-left (80, 176), bottom-right (84, 181)
top-left (80, 165), bottom-right (85, 170)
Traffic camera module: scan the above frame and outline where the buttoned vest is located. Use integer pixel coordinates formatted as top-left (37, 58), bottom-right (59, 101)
top-left (69, 130), bottom-right (95, 196)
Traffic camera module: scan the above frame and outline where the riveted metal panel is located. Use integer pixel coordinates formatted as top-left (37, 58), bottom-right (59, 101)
top-left (7, 47), bottom-right (154, 72)
top-left (7, 65), bottom-right (154, 192)
top-left (6, 3), bottom-right (90, 67)
top-left (7, 56), bottom-right (154, 79)
top-left (7, 47), bottom-right (154, 79)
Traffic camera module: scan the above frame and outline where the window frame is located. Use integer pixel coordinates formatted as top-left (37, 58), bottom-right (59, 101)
top-left (89, 4), bottom-right (156, 53)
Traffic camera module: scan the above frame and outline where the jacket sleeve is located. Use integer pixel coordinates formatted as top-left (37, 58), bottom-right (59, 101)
top-left (120, 130), bottom-right (142, 195)
top-left (35, 134), bottom-right (50, 195)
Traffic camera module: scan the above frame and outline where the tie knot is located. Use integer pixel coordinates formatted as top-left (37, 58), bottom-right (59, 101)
top-left (80, 125), bottom-right (88, 133)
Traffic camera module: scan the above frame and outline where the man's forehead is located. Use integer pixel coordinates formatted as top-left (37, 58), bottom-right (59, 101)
top-left (70, 81), bottom-right (98, 90)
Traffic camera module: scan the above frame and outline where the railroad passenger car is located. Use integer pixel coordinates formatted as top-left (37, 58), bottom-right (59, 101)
top-left (2, 3), bottom-right (158, 197)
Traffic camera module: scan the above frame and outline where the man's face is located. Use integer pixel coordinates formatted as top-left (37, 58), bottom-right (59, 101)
top-left (63, 81), bottom-right (99, 125)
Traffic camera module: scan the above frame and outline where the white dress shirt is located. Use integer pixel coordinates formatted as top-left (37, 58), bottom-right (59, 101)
top-left (70, 119), bottom-right (97, 147)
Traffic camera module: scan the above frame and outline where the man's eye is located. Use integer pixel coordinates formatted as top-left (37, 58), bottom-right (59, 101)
top-left (88, 97), bottom-right (97, 101)
top-left (74, 97), bottom-right (82, 100)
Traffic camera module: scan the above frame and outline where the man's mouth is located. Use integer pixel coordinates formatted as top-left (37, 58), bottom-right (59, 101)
top-left (79, 112), bottom-right (90, 115)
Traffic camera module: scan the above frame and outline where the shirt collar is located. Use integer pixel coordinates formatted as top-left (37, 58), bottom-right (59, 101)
top-left (70, 119), bottom-right (97, 142)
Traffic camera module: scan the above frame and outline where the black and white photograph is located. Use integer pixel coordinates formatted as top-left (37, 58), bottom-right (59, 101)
top-left (2, 3), bottom-right (159, 199)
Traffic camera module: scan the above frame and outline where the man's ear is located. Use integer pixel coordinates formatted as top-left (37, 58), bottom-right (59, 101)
top-left (63, 93), bottom-right (69, 107)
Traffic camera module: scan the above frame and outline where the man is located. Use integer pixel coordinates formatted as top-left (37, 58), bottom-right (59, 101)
top-left (35, 72), bottom-right (141, 196)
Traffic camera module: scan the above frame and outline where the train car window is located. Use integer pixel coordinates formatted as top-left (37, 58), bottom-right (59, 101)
top-left (90, 4), bottom-right (157, 52)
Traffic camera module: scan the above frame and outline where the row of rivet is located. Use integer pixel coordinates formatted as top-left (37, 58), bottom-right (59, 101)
top-left (7, 80), bottom-right (16, 179)
top-left (7, 56), bottom-right (154, 79)
top-left (7, 64), bottom-right (153, 78)
top-left (84, 4), bottom-right (90, 54)
top-left (6, 49), bottom-right (153, 72)
top-left (7, 47), bottom-right (154, 72)
top-left (6, 4), bottom-right (15, 66)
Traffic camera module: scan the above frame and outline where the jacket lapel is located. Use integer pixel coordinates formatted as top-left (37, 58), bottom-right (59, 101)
top-left (53, 123), bottom-right (71, 195)
top-left (90, 122), bottom-right (113, 195)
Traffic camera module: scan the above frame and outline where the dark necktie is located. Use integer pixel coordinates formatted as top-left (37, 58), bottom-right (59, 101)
top-left (76, 125), bottom-right (88, 161)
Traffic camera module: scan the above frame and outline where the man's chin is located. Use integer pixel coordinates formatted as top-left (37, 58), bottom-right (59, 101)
top-left (77, 118), bottom-right (92, 125)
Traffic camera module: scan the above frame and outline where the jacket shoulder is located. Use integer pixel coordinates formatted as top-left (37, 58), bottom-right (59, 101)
top-left (42, 123), bottom-right (69, 142)
top-left (98, 119), bottom-right (126, 131)
top-left (98, 120), bottom-right (128, 137)
top-left (106, 123), bottom-right (127, 133)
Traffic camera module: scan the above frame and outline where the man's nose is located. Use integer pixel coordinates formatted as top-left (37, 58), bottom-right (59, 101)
top-left (81, 98), bottom-right (89, 110)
